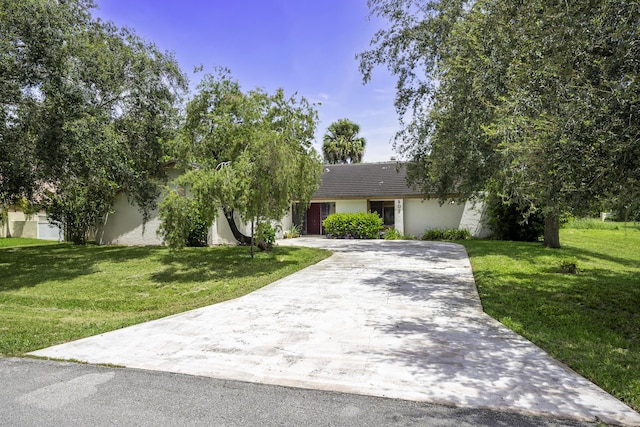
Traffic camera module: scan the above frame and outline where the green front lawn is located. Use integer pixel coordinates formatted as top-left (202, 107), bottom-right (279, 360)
top-left (0, 241), bottom-right (329, 356)
top-left (462, 224), bottom-right (640, 412)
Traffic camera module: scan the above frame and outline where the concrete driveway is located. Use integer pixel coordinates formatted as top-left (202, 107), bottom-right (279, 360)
top-left (30, 238), bottom-right (640, 426)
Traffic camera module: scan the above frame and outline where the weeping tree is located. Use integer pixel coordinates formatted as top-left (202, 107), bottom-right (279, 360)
top-left (359, 0), bottom-right (640, 248)
top-left (1, 0), bottom-right (187, 243)
top-left (322, 118), bottom-right (367, 164)
top-left (158, 69), bottom-right (323, 249)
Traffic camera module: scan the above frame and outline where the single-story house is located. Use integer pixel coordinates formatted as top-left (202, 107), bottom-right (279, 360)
top-left (96, 161), bottom-right (490, 246)
top-left (279, 162), bottom-right (490, 238)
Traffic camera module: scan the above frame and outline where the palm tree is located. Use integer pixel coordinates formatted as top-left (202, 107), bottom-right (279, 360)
top-left (322, 119), bottom-right (366, 164)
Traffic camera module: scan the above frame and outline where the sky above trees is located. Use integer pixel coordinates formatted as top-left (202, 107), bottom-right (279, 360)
top-left (93, 0), bottom-right (398, 162)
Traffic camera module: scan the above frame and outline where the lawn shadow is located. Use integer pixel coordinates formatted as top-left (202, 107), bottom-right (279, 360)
top-left (0, 244), bottom-right (158, 292)
top-left (149, 246), bottom-right (302, 285)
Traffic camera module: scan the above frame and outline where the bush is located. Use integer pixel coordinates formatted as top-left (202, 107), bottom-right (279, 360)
top-left (256, 222), bottom-right (277, 250)
top-left (158, 191), bottom-right (208, 248)
top-left (186, 207), bottom-right (209, 247)
top-left (383, 228), bottom-right (416, 240)
top-left (422, 228), bottom-right (471, 241)
top-left (283, 224), bottom-right (302, 239)
top-left (486, 193), bottom-right (544, 241)
top-left (323, 212), bottom-right (383, 239)
top-left (383, 228), bottom-right (403, 240)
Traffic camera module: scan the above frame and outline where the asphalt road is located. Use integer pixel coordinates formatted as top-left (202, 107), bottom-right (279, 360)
top-left (1, 358), bottom-right (593, 427)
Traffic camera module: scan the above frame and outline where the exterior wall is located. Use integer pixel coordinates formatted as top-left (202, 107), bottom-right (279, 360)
top-left (96, 192), bottom-right (270, 246)
top-left (336, 200), bottom-right (368, 214)
top-left (96, 192), bottom-right (165, 246)
top-left (276, 206), bottom-right (293, 239)
top-left (459, 199), bottom-right (492, 238)
top-left (402, 198), bottom-right (466, 237)
top-left (1, 210), bottom-right (61, 240)
top-left (394, 199), bottom-right (404, 234)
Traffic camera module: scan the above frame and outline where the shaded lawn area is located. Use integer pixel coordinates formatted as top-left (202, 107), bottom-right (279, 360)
top-left (0, 237), bottom-right (59, 248)
top-left (462, 226), bottom-right (640, 412)
top-left (0, 240), bottom-right (330, 356)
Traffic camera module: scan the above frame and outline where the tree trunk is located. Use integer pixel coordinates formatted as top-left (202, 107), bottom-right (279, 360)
top-left (250, 218), bottom-right (254, 258)
top-left (543, 212), bottom-right (561, 248)
top-left (222, 207), bottom-right (253, 245)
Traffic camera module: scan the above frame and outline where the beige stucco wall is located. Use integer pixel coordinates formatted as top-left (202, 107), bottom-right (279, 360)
top-left (276, 206), bottom-right (294, 239)
top-left (96, 188), bottom-right (276, 246)
top-left (96, 192), bottom-right (165, 246)
top-left (403, 198), bottom-right (466, 237)
top-left (336, 200), bottom-right (368, 213)
top-left (459, 199), bottom-right (492, 238)
top-left (2, 210), bottom-right (40, 239)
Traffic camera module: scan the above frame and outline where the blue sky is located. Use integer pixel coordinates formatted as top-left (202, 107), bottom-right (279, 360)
top-left (92, 0), bottom-right (399, 162)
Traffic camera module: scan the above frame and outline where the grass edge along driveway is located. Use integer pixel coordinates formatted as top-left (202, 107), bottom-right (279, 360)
top-left (0, 240), bottom-right (329, 357)
top-left (462, 225), bottom-right (640, 413)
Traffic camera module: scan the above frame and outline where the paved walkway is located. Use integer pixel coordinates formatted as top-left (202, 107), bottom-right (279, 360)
top-left (30, 238), bottom-right (640, 426)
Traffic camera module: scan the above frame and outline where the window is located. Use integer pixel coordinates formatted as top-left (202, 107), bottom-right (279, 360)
top-left (369, 201), bottom-right (395, 227)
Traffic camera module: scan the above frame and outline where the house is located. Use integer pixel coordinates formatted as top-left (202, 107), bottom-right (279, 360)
top-left (96, 161), bottom-right (490, 245)
top-left (0, 207), bottom-right (63, 241)
top-left (95, 168), bottom-right (248, 246)
top-left (280, 162), bottom-right (490, 238)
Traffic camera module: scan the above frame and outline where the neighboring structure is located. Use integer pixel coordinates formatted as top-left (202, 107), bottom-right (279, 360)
top-left (96, 161), bottom-right (490, 246)
top-left (0, 207), bottom-right (63, 241)
top-left (280, 162), bottom-right (490, 238)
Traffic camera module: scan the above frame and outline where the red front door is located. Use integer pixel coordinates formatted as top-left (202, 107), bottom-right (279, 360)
top-left (306, 203), bottom-right (322, 235)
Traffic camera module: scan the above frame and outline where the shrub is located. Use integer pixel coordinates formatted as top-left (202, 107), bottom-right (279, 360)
top-left (256, 222), bottom-right (277, 248)
top-left (383, 228), bottom-right (416, 240)
top-left (422, 228), bottom-right (471, 241)
top-left (486, 193), bottom-right (544, 241)
top-left (384, 228), bottom-right (403, 240)
top-left (158, 191), bottom-right (209, 248)
top-left (283, 224), bottom-right (302, 239)
top-left (323, 212), bottom-right (383, 239)
top-left (186, 207), bottom-right (209, 247)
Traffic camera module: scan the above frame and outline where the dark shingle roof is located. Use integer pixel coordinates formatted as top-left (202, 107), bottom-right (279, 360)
top-left (313, 162), bottom-right (422, 199)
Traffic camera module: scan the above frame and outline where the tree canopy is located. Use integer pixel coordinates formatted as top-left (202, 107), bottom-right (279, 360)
top-left (1, 0), bottom-right (187, 243)
top-left (322, 118), bottom-right (367, 164)
top-left (158, 70), bottom-right (322, 249)
top-left (359, 0), bottom-right (639, 247)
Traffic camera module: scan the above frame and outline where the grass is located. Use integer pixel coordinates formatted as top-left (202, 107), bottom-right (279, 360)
top-left (0, 237), bottom-right (59, 248)
top-left (0, 239), bottom-right (329, 356)
top-left (461, 223), bottom-right (640, 412)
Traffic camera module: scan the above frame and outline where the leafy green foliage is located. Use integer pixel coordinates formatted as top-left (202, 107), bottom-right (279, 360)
top-left (383, 228), bottom-right (416, 240)
top-left (421, 228), bottom-right (471, 241)
top-left (360, 0), bottom-right (640, 248)
top-left (1, 0), bottom-right (187, 244)
top-left (322, 212), bottom-right (383, 239)
top-left (157, 189), bottom-right (208, 249)
top-left (283, 224), bottom-right (302, 239)
top-left (322, 118), bottom-right (367, 164)
top-left (485, 192), bottom-right (544, 242)
top-left (161, 69), bottom-right (322, 248)
top-left (256, 222), bottom-right (277, 246)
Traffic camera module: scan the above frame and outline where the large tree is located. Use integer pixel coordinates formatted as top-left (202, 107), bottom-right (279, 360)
top-left (322, 118), bottom-right (367, 164)
top-left (158, 70), bottom-right (322, 249)
top-left (1, 0), bottom-right (186, 243)
top-left (359, 0), bottom-right (640, 248)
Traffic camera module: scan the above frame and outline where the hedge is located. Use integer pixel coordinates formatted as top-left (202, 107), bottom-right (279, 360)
top-left (322, 212), bottom-right (383, 239)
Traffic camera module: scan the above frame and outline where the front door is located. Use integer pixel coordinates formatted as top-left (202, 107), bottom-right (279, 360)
top-left (306, 203), bottom-right (322, 235)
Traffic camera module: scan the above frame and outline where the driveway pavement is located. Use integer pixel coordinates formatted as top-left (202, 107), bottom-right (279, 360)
top-left (30, 238), bottom-right (640, 426)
